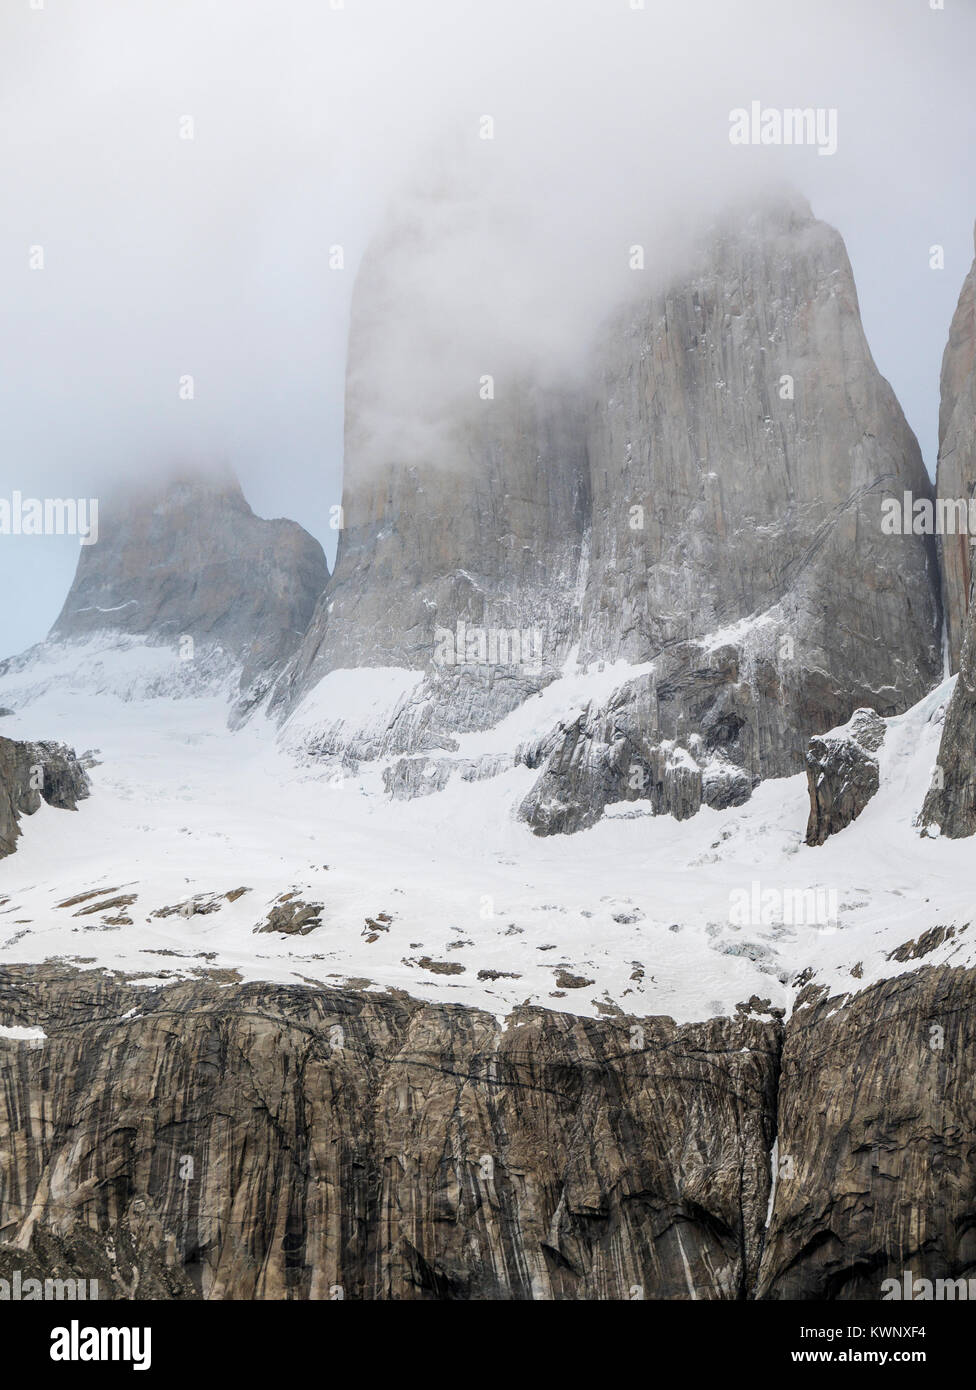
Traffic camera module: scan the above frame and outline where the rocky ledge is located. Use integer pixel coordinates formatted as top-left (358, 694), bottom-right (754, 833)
top-left (0, 960), bottom-right (972, 1300)
top-left (0, 736), bottom-right (90, 859)
top-left (804, 707), bottom-right (885, 846)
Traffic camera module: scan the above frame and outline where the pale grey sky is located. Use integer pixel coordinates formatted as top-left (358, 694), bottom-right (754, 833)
top-left (1, 0), bottom-right (974, 655)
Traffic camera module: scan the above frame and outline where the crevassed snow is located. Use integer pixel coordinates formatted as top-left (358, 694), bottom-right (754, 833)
top-left (0, 655), bottom-right (969, 1027)
top-left (0, 634), bottom-right (236, 710)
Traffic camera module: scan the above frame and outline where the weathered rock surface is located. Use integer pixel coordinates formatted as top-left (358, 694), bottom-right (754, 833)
top-left (276, 189), bottom-right (940, 832)
top-left (0, 735), bottom-right (90, 858)
top-left (804, 707), bottom-right (885, 847)
top-left (254, 896), bottom-right (324, 937)
top-left (759, 966), bottom-right (976, 1299)
top-left (918, 237), bottom-right (976, 838)
top-left (269, 185), bottom-right (590, 740)
top-left (0, 965), bottom-right (778, 1300)
top-left (383, 753), bottom-right (513, 801)
top-left (0, 1209), bottom-right (197, 1301)
top-left (933, 228), bottom-right (976, 672)
top-left (919, 661), bottom-right (976, 839)
top-left (518, 678), bottom-right (752, 836)
top-left (2, 961), bottom-right (973, 1300)
top-left (526, 195), bottom-right (940, 832)
top-left (48, 469), bottom-right (328, 712)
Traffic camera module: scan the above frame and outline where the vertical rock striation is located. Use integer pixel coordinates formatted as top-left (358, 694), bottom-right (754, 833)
top-left (933, 229), bottom-right (976, 672)
top-left (278, 188), bottom-right (941, 830)
top-left (3, 962), bottom-right (974, 1301)
top-left (759, 967), bottom-right (976, 1299)
top-left (919, 234), bottom-right (976, 838)
top-left (0, 967), bottom-right (779, 1300)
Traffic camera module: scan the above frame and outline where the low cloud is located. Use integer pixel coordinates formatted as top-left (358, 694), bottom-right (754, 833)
top-left (0, 0), bottom-right (973, 649)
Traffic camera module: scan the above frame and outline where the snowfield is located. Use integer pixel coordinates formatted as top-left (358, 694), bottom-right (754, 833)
top-left (0, 635), bottom-right (970, 1026)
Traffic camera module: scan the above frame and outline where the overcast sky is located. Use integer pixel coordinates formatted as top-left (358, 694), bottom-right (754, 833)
top-left (1, 0), bottom-right (974, 655)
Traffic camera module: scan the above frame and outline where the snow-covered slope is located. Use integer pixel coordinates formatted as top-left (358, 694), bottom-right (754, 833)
top-left (0, 633), bottom-right (243, 706)
top-left (0, 654), bottom-right (967, 1026)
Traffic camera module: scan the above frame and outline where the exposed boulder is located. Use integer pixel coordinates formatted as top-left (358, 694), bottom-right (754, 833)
top-left (254, 895), bottom-right (324, 937)
top-left (804, 707), bottom-right (885, 846)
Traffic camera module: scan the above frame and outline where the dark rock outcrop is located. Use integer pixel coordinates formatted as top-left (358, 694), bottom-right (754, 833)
top-left (0, 1209), bottom-right (197, 1302)
top-left (919, 657), bottom-right (976, 839)
top-left (518, 680), bottom-right (751, 836)
top-left (759, 967), bottom-right (976, 1299)
top-left (254, 896), bottom-right (324, 937)
top-left (804, 707), bottom-right (885, 846)
top-left (0, 965), bottom-right (779, 1300)
top-left (0, 736), bottom-right (90, 858)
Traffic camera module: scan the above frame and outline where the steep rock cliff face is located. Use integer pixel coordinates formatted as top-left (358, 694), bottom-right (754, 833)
top-left (2, 962), bottom-right (973, 1301)
top-left (565, 195), bottom-right (937, 771)
top-left (47, 471), bottom-right (328, 712)
top-left (934, 232), bottom-right (976, 672)
top-left (296, 386), bottom-right (589, 682)
top-left (519, 196), bottom-right (941, 831)
top-left (918, 240), bottom-right (976, 838)
top-left (919, 636), bottom-right (976, 838)
top-left (0, 966), bottom-right (778, 1300)
top-left (759, 967), bottom-right (976, 1299)
top-left (0, 736), bottom-right (90, 858)
top-left (277, 191), bottom-right (941, 830)
top-left (579, 198), bottom-right (939, 687)
top-left (270, 190), bottom-right (590, 740)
